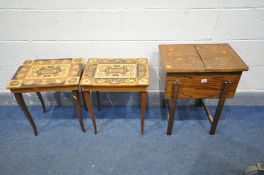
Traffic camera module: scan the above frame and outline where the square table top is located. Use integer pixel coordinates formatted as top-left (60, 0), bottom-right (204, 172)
top-left (7, 58), bottom-right (83, 90)
top-left (80, 58), bottom-right (149, 87)
top-left (159, 43), bottom-right (249, 73)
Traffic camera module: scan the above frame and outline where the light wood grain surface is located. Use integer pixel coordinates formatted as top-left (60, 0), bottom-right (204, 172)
top-left (80, 58), bottom-right (149, 87)
top-left (7, 58), bottom-right (83, 90)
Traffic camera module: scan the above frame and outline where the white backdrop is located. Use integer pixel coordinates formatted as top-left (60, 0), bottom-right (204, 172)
top-left (0, 0), bottom-right (264, 92)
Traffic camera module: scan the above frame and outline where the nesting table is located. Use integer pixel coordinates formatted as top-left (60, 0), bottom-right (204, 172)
top-left (159, 44), bottom-right (249, 135)
top-left (6, 58), bottom-right (86, 135)
top-left (80, 58), bottom-right (149, 135)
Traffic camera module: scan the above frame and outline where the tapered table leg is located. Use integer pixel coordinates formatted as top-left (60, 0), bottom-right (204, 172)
top-left (209, 80), bottom-right (231, 135)
top-left (162, 99), bottom-right (167, 108)
top-left (140, 91), bottom-right (147, 135)
top-left (72, 90), bottom-right (86, 133)
top-left (167, 81), bottom-right (180, 135)
top-left (83, 91), bottom-right (97, 134)
top-left (194, 99), bottom-right (203, 107)
top-left (14, 93), bottom-right (38, 136)
top-left (36, 92), bottom-right (46, 113)
top-left (82, 91), bottom-right (88, 111)
top-left (96, 91), bottom-right (101, 111)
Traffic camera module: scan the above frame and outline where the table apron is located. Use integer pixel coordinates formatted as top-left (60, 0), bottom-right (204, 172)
top-left (10, 86), bottom-right (78, 93)
top-left (81, 86), bottom-right (148, 92)
top-left (164, 72), bottom-right (242, 99)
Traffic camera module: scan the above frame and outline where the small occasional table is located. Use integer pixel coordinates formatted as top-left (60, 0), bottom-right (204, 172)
top-left (6, 58), bottom-right (86, 136)
top-left (159, 44), bottom-right (249, 135)
top-left (80, 58), bottom-right (149, 135)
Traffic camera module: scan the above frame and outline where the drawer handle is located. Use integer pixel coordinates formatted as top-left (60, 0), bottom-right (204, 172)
top-left (201, 79), bottom-right (208, 83)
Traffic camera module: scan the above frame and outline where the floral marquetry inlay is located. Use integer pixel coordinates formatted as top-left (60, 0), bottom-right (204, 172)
top-left (7, 58), bottom-right (83, 89)
top-left (80, 58), bottom-right (149, 87)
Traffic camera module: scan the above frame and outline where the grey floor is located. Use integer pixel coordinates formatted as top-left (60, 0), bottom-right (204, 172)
top-left (0, 105), bottom-right (263, 175)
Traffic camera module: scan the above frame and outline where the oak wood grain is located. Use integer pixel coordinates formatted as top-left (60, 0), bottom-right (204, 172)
top-left (195, 44), bottom-right (249, 72)
top-left (164, 72), bottom-right (241, 99)
top-left (159, 44), bottom-right (206, 73)
top-left (159, 43), bottom-right (248, 99)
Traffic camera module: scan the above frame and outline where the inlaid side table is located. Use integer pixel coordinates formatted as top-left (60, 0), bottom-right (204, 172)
top-left (159, 44), bottom-right (249, 135)
top-left (6, 58), bottom-right (86, 136)
top-left (80, 58), bottom-right (149, 135)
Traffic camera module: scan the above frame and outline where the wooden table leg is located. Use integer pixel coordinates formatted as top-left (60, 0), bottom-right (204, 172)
top-left (72, 90), bottom-right (86, 133)
top-left (194, 99), bottom-right (203, 107)
top-left (140, 91), bottom-right (147, 135)
top-left (36, 92), bottom-right (46, 113)
top-left (14, 93), bottom-right (38, 136)
top-left (162, 99), bottom-right (167, 108)
top-left (82, 91), bottom-right (88, 112)
top-left (83, 91), bottom-right (97, 134)
top-left (96, 91), bottom-right (101, 111)
top-left (209, 80), bottom-right (231, 135)
top-left (167, 81), bottom-right (180, 135)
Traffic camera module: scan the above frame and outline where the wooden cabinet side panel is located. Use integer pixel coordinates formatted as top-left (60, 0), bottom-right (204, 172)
top-left (164, 73), bottom-right (241, 99)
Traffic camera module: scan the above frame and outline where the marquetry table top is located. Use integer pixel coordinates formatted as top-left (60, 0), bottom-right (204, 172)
top-left (80, 58), bottom-right (149, 87)
top-left (7, 58), bottom-right (83, 89)
top-left (159, 43), bottom-right (249, 73)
